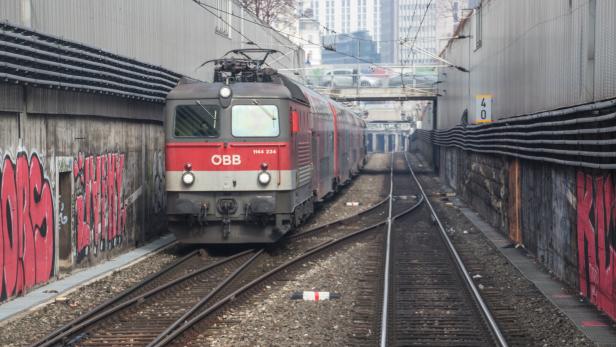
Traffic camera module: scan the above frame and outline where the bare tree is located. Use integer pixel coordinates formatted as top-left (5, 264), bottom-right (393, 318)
top-left (239, 0), bottom-right (297, 26)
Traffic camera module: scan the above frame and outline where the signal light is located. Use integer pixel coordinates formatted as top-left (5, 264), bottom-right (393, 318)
top-left (291, 111), bottom-right (300, 133)
top-left (184, 162), bottom-right (192, 171)
top-left (261, 162), bottom-right (268, 170)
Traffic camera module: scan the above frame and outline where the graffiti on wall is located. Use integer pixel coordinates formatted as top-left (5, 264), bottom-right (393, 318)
top-left (577, 172), bottom-right (616, 320)
top-left (0, 151), bottom-right (55, 301)
top-left (152, 151), bottom-right (165, 215)
top-left (73, 153), bottom-right (126, 261)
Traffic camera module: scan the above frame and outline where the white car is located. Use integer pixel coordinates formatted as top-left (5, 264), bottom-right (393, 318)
top-left (320, 69), bottom-right (382, 88)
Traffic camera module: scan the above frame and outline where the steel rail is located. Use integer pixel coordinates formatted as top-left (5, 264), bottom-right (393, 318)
top-left (379, 152), bottom-right (395, 347)
top-left (286, 195), bottom-right (389, 241)
top-left (34, 249), bottom-right (256, 347)
top-left (146, 250), bottom-right (264, 347)
top-left (404, 152), bottom-right (508, 347)
top-left (32, 242), bottom-right (192, 345)
top-left (151, 195), bottom-right (424, 347)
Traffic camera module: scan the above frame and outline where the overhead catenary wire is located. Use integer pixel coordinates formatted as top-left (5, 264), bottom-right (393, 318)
top-left (401, 0), bottom-right (421, 64)
top-left (230, 0), bottom-right (454, 69)
top-left (191, 0), bottom-right (435, 81)
top-left (192, 0), bottom-right (297, 70)
top-left (408, 0), bottom-right (434, 54)
top-left (190, 0), bottom-right (443, 95)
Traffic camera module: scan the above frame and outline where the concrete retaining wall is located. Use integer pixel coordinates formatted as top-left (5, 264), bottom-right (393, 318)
top-left (421, 137), bottom-right (616, 319)
top-left (0, 83), bottom-right (166, 302)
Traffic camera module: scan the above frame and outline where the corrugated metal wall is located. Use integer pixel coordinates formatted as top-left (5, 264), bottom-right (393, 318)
top-left (1, 0), bottom-right (302, 81)
top-left (437, 0), bottom-right (615, 129)
top-left (595, 0), bottom-right (616, 100)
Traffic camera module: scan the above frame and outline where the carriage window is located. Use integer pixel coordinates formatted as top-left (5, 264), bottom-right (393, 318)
top-left (232, 105), bottom-right (279, 137)
top-left (174, 103), bottom-right (220, 137)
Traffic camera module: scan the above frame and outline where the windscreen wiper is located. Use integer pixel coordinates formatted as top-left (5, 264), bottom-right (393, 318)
top-left (195, 100), bottom-right (217, 129)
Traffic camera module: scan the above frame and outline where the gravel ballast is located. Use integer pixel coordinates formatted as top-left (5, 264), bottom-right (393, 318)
top-left (299, 154), bottom-right (389, 231)
top-left (0, 248), bottom-right (179, 347)
top-left (0, 154), bottom-right (390, 347)
top-left (203, 237), bottom-right (382, 346)
top-left (408, 152), bottom-right (595, 346)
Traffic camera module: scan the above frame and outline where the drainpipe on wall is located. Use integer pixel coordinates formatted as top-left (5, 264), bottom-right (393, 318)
top-left (140, 124), bottom-right (146, 247)
top-left (19, 0), bottom-right (31, 147)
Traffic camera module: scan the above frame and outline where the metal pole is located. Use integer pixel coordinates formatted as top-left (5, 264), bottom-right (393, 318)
top-left (356, 40), bottom-right (360, 97)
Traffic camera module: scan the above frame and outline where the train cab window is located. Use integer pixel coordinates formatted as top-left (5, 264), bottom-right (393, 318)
top-left (174, 103), bottom-right (220, 137)
top-left (232, 105), bottom-right (279, 137)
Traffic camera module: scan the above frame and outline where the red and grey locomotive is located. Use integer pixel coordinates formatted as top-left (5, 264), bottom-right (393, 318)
top-left (165, 49), bottom-right (366, 243)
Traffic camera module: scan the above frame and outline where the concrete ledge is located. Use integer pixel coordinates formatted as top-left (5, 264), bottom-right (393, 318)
top-left (0, 234), bottom-right (175, 324)
top-left (457, 205), bottom-right (616, 346)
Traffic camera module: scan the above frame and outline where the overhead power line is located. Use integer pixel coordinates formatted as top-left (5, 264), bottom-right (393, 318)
top-left (409, 0), bottom-right (434, 53)
top-left (190, 0), bottom-right (446, 86)
top-left (191, 0), bottom-right (411, 77)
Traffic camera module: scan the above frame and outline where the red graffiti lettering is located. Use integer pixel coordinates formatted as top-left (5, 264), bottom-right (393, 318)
top-left (0, 152), bottom-right (54, 301)
top-left (73, 153), bottom-right (126, 260)
top-left (577, 172), bottom-right (616, 320)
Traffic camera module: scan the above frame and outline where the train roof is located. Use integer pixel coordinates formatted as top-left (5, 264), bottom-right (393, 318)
top-left (167, 81), bottom-right (291, 100)
top-left (167, 75), bottom-right (309, 105)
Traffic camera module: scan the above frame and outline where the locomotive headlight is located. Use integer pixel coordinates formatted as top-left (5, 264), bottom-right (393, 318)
top-left (257, 171), bottom-right (271, 186)
top-left (219, 86), bottom-right (232, 98)
top-left (182, 171), bottom-right (195, 186)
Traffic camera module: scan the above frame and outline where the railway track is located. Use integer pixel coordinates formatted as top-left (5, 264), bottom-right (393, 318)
top-left (34, 152), bottom-right (510, 347)
top-left (380, 152), bottom-right (507, 347)
top-left (147, 155), bottom-right (424, 347)
top-left (33, 159), bottom-right (395, 347)
top-left (34, 248), bottom-right (216, 346)
top-left (408, 155), bottom-right (534, 346)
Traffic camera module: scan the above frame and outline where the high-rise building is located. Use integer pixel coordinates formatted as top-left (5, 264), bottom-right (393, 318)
top-left (391, 0), bottom-right (468, 65)
top-left (305, 0), bottom-right (380, 37)
top-left (295, 0), bottom-right (383, 65)
top-left (379, 0), bottom-right (397, 63)
top-left (321, 30), bottom-right (379, 64)
top-left (397, 0), bottom-right (438, 65)
top-left (297, 9), bottom-right (322, 65)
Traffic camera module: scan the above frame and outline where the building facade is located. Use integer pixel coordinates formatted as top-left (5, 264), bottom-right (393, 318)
top-left (306, 0), bottom-right (381, 39)
top-left (298, 12), bottom-right (323, 65)
top-left (321, 30), bottom-right (379, 64)
top-left (397, 0), bottom-right (438, 65)
top-left (297, 0), bottom-right (383, 64)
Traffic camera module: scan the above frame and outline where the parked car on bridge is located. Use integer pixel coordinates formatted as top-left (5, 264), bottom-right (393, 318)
top-left (319, 69), bottom-right (384, 88)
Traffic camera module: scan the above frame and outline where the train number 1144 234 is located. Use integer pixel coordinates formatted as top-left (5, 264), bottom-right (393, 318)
top-left (253, 149), bottom-right (277, 155)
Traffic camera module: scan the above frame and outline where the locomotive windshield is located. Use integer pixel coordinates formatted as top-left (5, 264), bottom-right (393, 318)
top-left (174, 103), bottom-right (220, 137)
top-left (232, 105), bottom-right (279, 137)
